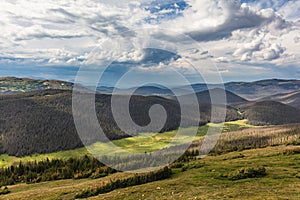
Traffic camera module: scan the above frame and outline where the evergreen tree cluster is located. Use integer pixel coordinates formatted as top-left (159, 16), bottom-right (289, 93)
top-left (0, 89), bottom-right (243, 157)
top-left (0, 155), bottom-right (116, 186)
top-left (75, 166), bottom-right (172, 199)
top-left (0, 147), bottom-right (199, 188)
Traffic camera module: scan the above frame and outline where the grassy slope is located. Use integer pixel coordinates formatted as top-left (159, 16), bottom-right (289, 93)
top-left (0, 120), bottom-right (253, 168)
top-left (1, 145), bottom-right (299, 200)
top-left (94, 146), bottom-right (300, 200)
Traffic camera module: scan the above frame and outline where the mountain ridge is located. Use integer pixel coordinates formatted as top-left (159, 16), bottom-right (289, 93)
top-left (260, 90), bottom-right (300, 109)
top-left (2, 77), bottom-right (300, 101)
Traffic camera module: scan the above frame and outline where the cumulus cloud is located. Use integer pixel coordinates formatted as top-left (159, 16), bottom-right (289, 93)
top-left (0, 0), bottom-right (299, 81)
top-left (0, 0), bottom-right (151, 65)
top-left (240, 0), bottom-right (298, 37)
top-left (155, 0), bottom-right (292, 41)
top-left (145, 0), bottom-right (296, 64)
top-left (234, 40), bottom-right (286, 61)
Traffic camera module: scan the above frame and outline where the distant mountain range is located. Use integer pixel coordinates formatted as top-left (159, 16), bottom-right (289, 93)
top-left (2, 77), bottom-right (300, 102)
top-left (95, 79), bottom-right (300, 103)
top-left (222, 79), bottom-right (300, 100)
top-left (104, 79), bottom-right (300, 100)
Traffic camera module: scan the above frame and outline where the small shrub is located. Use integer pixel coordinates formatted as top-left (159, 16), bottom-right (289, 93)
top-left (73, 173), bottom-right (83, 179)
top-left (224, 167), bottom-right (267, 181)
top-left (0, 187), bottom-right (10, 195)
top-left (282, 147), bottom-right (300, 155)
top-left (231, 153), bottom-right (245, 159)
top-left (90, 172), bottom-right (108, 179)
top-left (181, 163), bottom-right (204, 172)
top-left (169, 162), bottom-right (184, 169)
top-left (75, 167), bottom-right (172, 199)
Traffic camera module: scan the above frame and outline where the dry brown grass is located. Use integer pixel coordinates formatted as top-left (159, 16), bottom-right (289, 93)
top-left (191, 124), bottom-right (300, 154)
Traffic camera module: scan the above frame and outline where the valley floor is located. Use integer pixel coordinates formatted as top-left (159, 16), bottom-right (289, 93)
top-left (0, 120), bottom-right (253, 168)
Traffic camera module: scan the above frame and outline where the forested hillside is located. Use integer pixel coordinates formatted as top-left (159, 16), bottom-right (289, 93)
top-left (238, 101), bottom-right (300, 125)
top-left (0, 86), bottom-right (299, 157)
top-left (0, 89), bottom-right (240, 156)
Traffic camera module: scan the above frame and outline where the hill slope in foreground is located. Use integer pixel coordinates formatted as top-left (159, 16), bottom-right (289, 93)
top-left (1, 124), bottom-right (300, 200)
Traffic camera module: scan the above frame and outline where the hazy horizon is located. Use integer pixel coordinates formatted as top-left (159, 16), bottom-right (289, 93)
top-left (1, 74), bottom-right (300, 89)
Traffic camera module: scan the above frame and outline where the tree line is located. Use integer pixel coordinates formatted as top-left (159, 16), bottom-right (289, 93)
top-left (75, 166), bottom-right (172, 199)
top-left (0, 155), bottom-right (116, 186)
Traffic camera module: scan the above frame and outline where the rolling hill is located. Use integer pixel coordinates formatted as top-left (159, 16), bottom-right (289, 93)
top-left (0, 89), bottom-right (241, 157)
top-left (1, 77), bottom-right (300, 157)
top-left (0, 90), bottom-right (178, 156)
top-left (180, 88), bottom-right (248, 105)
top-left (261, 90), bottom-right (300, 109)
top-left (114, 86), bottom-right (189, 97)
top-left (237, 101), bottom-right (300, 125)
top-left (1, 125), bottom-right (300, 200)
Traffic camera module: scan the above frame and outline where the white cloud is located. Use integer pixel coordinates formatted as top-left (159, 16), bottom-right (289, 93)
top-left (143, 0), bottom-right (297, 67)
top-left (0, 0), bottom-right (299, 80)
top-left (233, 35), bottom-right (287, 62)
top-left (277, 0), bottom-right (300, 20)
top-left (155, 1), bottom-right (292, 41)
top-left (0, 0), bottom-right (151, 65)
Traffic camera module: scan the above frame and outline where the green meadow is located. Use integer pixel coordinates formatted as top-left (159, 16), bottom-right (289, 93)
top-left (1, 145), bottom-right (299, 200)
top-left (1, 120), bottom-right (300, 200)
top-left (0, 120), bottom-right (253, 168)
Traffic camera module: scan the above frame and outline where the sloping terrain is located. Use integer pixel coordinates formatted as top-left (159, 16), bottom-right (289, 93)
top-left (238, 101), bottom-right (300, 125)
top-left (2, 134), bottom-right (300, 199)
top-left (115, 86), bottom-right (189, 97)
top-left (261, 90), bottom-right (300, 109)
top-left (0, 90), bottom-right (178, 156)
top-left (0, 89), bottom-right (241, 156)
top-left (180, 88), bottom-right (248, 105)
top-left (1, 79), bottom-right (300, 157)
top-left (0, 120), bottom-right (252, 168)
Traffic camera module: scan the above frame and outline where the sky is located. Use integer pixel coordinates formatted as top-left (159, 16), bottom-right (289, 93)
top-left (0, 0), bottom-right (299, 87)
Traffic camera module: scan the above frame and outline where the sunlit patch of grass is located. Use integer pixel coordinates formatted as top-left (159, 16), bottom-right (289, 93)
top-left (112, 120), bottom-right (253, 153)
top-left (0, 120), bottom-right (254, 168)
